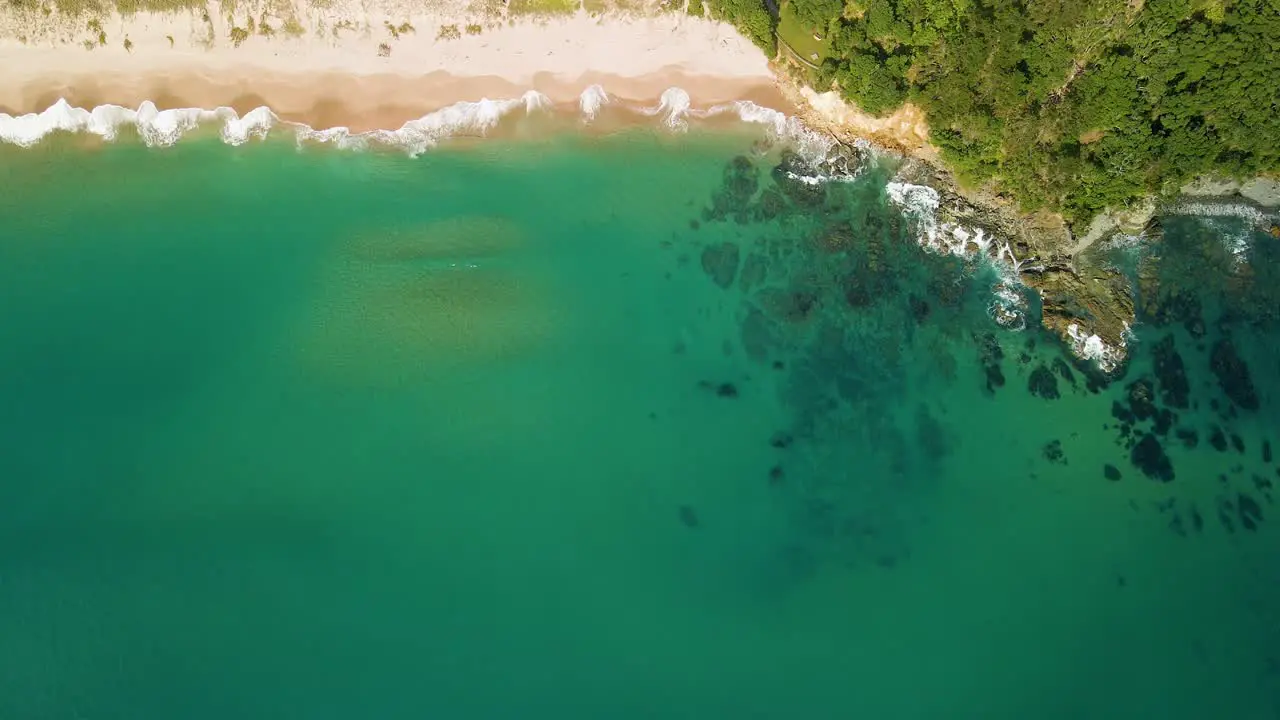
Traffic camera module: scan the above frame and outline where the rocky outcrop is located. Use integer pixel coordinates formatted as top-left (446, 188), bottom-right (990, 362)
top-left (784, 75), bottom-right (1279, 372)
top-left (885, 156), bottom-right (1135, 370)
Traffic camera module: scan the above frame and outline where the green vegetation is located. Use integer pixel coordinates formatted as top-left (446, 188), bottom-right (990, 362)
top-left (229, 24), bottom-right (248, 46)
top-left (87, 17), bottom-right (105, 45)
top-left (718, 0), bottom-right (1280, 226)
top-left (436, 23), bottom-right (461, 40)
top-left (508, 0), bottom-right (579, 15)
top-left (385, 20), bottom-right (414, 38)
top-left (776, 1), bottom-right (828, 64)
top-left (466, 22), bottom-right (483, 34)
top-left (686, 0), bottom-right (704, 17)
top-left (113, 0), bottom-right (206, 13)
top-left (708, 0), bottom-right (775, 54)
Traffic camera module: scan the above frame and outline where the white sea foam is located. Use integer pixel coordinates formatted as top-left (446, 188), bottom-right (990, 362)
top-left (1166, 199), bottom-right (1275, 224)
top-left (1, 92), bottom-right (554, 154)
top-left (885, 181), bottom-right (1036, 332)
top-left (645, 87), bottom-right (693, 130)
top-left (710, 99), bottom-right (859, 183)
top-left (298, 91), bottom-right (551, 155)
top-left (578, 85), bottom-right (610, 120)
top-left (1067, 322), bottom-right (1127, 373)
top-left (2, 87), bottom-right (850, 167)
top-left (1165, 199), bottom-right (1279, 265)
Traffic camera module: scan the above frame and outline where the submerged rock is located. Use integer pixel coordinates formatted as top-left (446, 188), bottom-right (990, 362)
top-left (771, 150), bottom-right (826, 207)
top-left (974, 332), bottom-right (1005, 393)
top-left (701, 242), bottom-right (740, 289)
top-left (1237, 493), bottom-right (1263, 531)
top-left (1131, 433), bottom-right (1175, 483)
top-left (1210, 426), bottom-right (1228, 452)
top-left (1052, 357), bottom-right (1077, 387)
top-left (738, 252), bottom-right (767, 292)
top-left (678, 505), bottom-right (700, 529)
top-left (1126, 378), bottom-right (1157, 421)
top-left (1152, 335), bottom-right (1189, 409)
top-left (1210, 339), bottom-right (1259, 411)
top-left (1176, 428), bottom-right (1199, 448)
top-left (740, 307), bottom-right (778, 363)
top-left (1104, 463), bottom-right (1122, 481)
top-left (1028, 365), bottom-right (1060, 400)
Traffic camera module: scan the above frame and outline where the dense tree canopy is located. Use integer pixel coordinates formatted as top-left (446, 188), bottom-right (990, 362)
top-left (714, 0), bottom-right (1280, 226)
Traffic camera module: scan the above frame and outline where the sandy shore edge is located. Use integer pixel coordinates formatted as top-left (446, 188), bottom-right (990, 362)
top-left (0, 5), bottom-right (787, 132)
top-left (1, 68), bottom-right (787, 135)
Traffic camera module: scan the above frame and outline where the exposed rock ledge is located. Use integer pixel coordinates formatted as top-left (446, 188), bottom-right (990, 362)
top-left (783, 76), bottom-right (1277, 372)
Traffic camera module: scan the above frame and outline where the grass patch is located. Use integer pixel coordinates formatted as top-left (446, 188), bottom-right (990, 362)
top-left (508, 0), bottom-right (578, 16)
top-left (377, 41), bottom-right (390, 56)
top-left (87, 17), bottom-right (106, 44)
top-left (18, 0), bottom-right (106, 15)
top-left (465, 22), bottom-right (482, 35)
top-left (436, 23), bottom-right (460, 40)
top-left (385, 21), bottom-right (413, 39)
top-left (114, 0), bottom-right (206, 13)
top-left (776, 1), bottom-right (830, 65)
top-left (282, 16), bottom-right (304, 36)
top-left (686, 0), bottom-right (703, 16)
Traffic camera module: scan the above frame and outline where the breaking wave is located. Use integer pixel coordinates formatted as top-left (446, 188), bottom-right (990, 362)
top-left (1, 85), bottom-right (845, 167)
top-left (885, 181), bottom-right (1032, 333)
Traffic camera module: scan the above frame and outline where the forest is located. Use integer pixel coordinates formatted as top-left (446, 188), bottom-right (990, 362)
top-left (712, 0), bottom-right (1280, 227)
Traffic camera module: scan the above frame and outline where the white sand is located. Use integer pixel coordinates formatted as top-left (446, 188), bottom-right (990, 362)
top-left (0, 1), bottom-right (781, 131)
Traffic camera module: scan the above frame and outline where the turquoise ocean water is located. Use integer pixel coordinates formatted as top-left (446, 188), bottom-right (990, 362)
top-left (0, 119), bottom-right (1277, 719)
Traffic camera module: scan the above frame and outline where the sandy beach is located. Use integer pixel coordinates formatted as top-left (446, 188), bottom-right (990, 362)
top-left (0, 1), bottom-right (783, 135)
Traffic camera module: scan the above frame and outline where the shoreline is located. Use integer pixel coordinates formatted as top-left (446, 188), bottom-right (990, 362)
top-left (1, 68), bottom-right (788, 138)
top-left (0, 5), bottom-right (784, 133)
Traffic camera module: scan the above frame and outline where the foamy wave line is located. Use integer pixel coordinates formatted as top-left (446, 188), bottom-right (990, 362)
top-left (885, 181), bottom-right (1031, 333)
top-left (0, 86), bottom-right (850, 169)
top-left (1165, 200), bottom-right (1279, 266)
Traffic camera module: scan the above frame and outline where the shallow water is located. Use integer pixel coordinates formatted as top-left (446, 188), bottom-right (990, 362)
top-left (0, 128), bottom-right (1277, 719)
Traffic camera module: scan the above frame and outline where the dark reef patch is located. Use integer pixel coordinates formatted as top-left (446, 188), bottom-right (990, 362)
top-left (768, 464), bottom-right (786, 486)
top-left (1028, 365), bottom-right (1059, 400)
top-left (701, 242), bottom-right (740, 289)
top-left (1104, 463), bottom-right (1122, 481)
top-left (1237, 493), bottom-right (1263, 531)
top-left (1126, 379), bottom-right (1157, 422)
top-left (1152, 335), bottom-right (1189, 409)
top-left (1131, 433), bottom-right (1175, 482)
top-left (1209, 338), bottom-right (1259, 411)
top-left (678, 505), bottom-right (700, 529)
top-left (975, 332), bottom-right (1005, 393)
top-left (1052, 357), bottom-right (1077, 388)
top-left (1230, 433), bottom-right (1245, 454)
top-left (1210, 426), bottom-right (1228, 452)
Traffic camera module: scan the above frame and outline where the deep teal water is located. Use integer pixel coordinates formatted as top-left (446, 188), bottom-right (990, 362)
top-left (0, 129), bottom-right (1277, 719)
